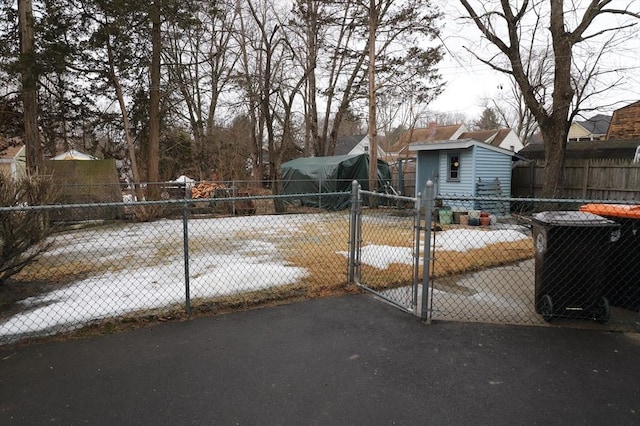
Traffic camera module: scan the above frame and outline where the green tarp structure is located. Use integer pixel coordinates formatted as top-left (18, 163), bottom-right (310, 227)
top-left (280, 154), bottom-right (392, 210)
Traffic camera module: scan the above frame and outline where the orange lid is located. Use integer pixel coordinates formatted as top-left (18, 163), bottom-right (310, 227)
top-left (579, 204), bottom-right (640, 219)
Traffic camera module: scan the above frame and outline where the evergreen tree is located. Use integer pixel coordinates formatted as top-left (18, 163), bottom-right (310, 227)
top-left (474, 107), bottom-right (501, 130)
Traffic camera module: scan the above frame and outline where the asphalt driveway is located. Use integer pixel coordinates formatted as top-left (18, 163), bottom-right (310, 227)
top-left (1, 294), bottom-right (639, 425)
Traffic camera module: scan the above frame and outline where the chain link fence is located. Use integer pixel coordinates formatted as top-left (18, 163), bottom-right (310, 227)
top-left (0, 191), bottom-right (353, 345)
top-left (427, 197), bottom-right (640, 331)
top-left (2, 180), bottom-right (639, 345)
top-left (352, 188), bottom-right (639, 332)
top-left (352, 190), bottom-right (419, 313)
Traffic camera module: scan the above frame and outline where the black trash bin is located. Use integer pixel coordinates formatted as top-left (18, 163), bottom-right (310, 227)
top-left (532, 211), bottom-right (620, 323)
top-left (579, 204), bottom-right (640, 312)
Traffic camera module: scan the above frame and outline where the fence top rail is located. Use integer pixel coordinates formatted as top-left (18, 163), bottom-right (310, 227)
top-left (439, 194), bottom-right (639, 205)
top-left (359, 189), bottom-right (417, 203)
top-left (0, 192), bottom-right (350, 213)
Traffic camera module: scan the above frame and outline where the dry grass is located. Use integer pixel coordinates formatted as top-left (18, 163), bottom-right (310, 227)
top-left (431, 238), bottom-right (534, 277)
top-left (284, 220), bottom-right (353, 297)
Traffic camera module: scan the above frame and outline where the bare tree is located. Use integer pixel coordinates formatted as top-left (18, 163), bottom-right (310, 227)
top-left (367, 0), bottom-right (379, 196)
top-left (164, 0), bottom-right (240, 180)
top-left (105, 31), bottom-right (144, 201)
top-left (80, 1), bottom-right (147, 201)
top-left (291, 0), bottom-right (442, 158)
top-left (18, 0), bottom-right (42, 174)
top-left (147, 0), bottom-right (161, 199)
top-left (489, 76), bottom-right (539, 145)
top-left (239, 0), bottom-right (312, 211)
top-left (459, 0), bottom-right (639, 197)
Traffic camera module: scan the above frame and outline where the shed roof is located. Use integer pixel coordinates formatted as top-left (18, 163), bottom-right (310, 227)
top-left (408, 138), bottom-right (521, 158)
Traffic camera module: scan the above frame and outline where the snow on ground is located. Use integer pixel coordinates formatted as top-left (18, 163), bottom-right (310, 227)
top-left (343, 228), bottom-right (530, 269)
top-left (0, 214), bottom-right (317, 341)
top-left (430, 229), bottom-right (530, 252)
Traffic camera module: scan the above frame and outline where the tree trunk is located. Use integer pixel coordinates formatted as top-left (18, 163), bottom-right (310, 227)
top-left (107, 35), bottom-right (144, 201)
top-left (540, 124), bottom-right (568, 198)
top-left (147, 0), bottom-right (161, 199)
top-left (18, 0), bottom-right (42, 175)
top-left (367, 0), bottom-right (378, 206)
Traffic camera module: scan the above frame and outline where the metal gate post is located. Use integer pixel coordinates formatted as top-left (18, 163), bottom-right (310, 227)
top-left (420, 180), bottom-right (435, 322)
top-left (412, 191), bottom-right (423, 313)
top-left (182, 199), bottom-right (191, 315)
top-left (348, 180), bottom-right (361, 283)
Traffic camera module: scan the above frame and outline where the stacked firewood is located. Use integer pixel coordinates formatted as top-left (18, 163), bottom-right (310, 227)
top-left (191, 182), bottom-right (227, 199)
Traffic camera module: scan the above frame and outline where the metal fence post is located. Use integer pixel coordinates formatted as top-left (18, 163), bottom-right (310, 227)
top-left (348, 180), bottom-right (359, 283)
top-left (413, 191), bottom-right (423, 313)
top-left (183, 199), bottom-right (191, 315)
top-left (421, 180), bottom-right (435, 322)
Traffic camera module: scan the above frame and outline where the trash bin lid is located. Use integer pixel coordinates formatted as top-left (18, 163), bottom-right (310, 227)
top-left (579, 204), bottom-right (640, 219)
top-left (532, 211), bottom-right (618, 227)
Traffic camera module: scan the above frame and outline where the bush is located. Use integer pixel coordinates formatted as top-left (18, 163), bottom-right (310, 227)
top-left (0, 173), bottom-right (58, 286)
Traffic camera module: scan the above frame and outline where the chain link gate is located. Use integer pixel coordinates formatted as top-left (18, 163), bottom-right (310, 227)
top-left (348, 181), bottom-right (434, 319)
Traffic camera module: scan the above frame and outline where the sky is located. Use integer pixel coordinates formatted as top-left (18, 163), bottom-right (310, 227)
top-left (0, 215), bottom-right (529, 344)
top-left (429, 1), bottom-right (640, 121)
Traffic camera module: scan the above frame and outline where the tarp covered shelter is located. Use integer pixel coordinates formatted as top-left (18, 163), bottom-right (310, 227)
top-left (280, 154), bottom-right (392, 210)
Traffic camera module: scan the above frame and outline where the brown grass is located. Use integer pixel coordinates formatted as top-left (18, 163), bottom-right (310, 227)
top-left (431, 238), bottom-right (534, 276)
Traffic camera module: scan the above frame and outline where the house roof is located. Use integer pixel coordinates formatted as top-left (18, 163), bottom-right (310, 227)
top-left (457, 128), bottom-right (513, 147)
top-left (519, 138), bottom-right (640, 160)
top-left (388, 124), bottom-right (464, 154)
top-left (334, 134), bottom-right (367, 156)
top-left (606, 101), bottom-right (640, 140)
top-left (458, 130), bottom-right (497, 143)
top-left (0, 144), bottom-right (25, 161)
top-left (408, 138), bottom-right (520, 158)
top-left (577, 114), bottom-right (611, 136)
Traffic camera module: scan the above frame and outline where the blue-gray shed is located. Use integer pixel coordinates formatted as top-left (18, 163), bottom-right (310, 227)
top-left (409, 138), bottom-right (519, 215)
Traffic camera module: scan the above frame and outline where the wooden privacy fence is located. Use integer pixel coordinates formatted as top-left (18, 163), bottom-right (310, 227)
top-left (513, 159), bottom-right (640, 200)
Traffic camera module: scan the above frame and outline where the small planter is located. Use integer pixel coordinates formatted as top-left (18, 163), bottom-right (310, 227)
top-left (439, 208), bottom-right (453, 224)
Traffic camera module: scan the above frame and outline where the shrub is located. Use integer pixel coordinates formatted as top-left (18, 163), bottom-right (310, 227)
top-left (0, 173), bottom-right (58, 286)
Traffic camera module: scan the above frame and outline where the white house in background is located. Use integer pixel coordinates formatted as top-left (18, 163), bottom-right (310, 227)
top-left (52, 149), bottom-right (98, 160)
top-left (334, 134), bottom-right (386, 157)
top-left (0, 144), bottom-right (26, 177)
top-left (457, 128), bottom-right (524, 152)
top-left (386, 123), bottom-right (468, 161)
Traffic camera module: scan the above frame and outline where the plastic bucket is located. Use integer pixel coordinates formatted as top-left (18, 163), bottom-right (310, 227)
top-left (439, 208), bottom-right (453, 224)
top-left (469, 210), bottom-right (481, 219)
